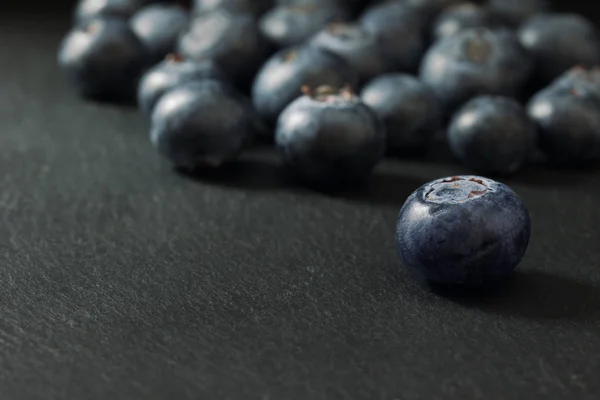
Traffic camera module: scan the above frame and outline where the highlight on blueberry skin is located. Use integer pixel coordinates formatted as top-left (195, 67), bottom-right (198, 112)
top-left (527, 68), bottom-right (600, 166)
top-left (309, 22), bottom-right (389, 84)
top-left (252, 45), bottom-right (358, 126)
top-left (360, 74), bottom-right (441, 155)
top-left (419, 28), bottom-right (532, 117)
top-left (150, 80), bottom-right (257, 171)
top-left (448, 96), bottom-right (537, 175)
top-left (74, 0), bottom-right (147, 23)
top-left (130, 3), bottom-right (190, 64)
top-left (178, 9), bottom-right (271, 91)
top-left (58, 17), bottom-right (149, 100)
top-left (138, 54), bottom-right (227, 115)
top-left (259, 0), bottom-right (350, 49)
top-left (432, 3), bottom-right (504, 41)
top-left (275, 85), bottom-right (386, 188)
top-left (396, 176), bottom-right (531, 287)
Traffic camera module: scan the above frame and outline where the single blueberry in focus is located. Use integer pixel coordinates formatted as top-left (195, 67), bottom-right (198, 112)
top-left (432, 3), bottom-right (504, 41)
top-left (259, 0), bottom-right (350, 49)
top-left (193, 0), bottom-right (274, 17)
top-left (138, 54), bottom-right (227, 115)
top-left (58, 17), bottom-right (149, 100)
top-left (151, 80), bottom-right (257, 170)
top-left (420, 28), bottom-right (532, 117)
top-left (518, 13), bottom-right (600, 85)
top-left (74, 0), bottom-right (149, 22)
top-left (488, 0), bottom-right (548, 27)
top-left (252, 45), bottom-right (358, 126)
top-left (130, 3), bottom-right (189, 63)
top-left (309, 23), bottom-right (389, 84)
top-left (275, 85), bottom-right (386, 188)
top-left (360, 74), bottom-right (441, 155)
top-left (359, 1), bottom-right (425, 72)
top-left (448, 96), bottom-right (537, 174)
top-left (178, 9), bottom-right (270, 91)
top-left (396, 175), bottom-right (531, 287)
top-left (527, 74), bottom-right (600, 166)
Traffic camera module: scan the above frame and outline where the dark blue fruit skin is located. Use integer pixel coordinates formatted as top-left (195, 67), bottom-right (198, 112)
top-left (527, 81), bottom-right (600, 166)
top-left (488, 0), bottom-right (548, 27)
top-left (259, 0), bottom-right (350, 49)
top-left (275, 88), bottom-right (386, 187)
top-left (518, 13), bottom-right (600, 85)
top-left (360, 74), bottom-right (441, 154)
top-left (404, 0), bottom-right (466, 22)
top-left (178, 9), bottom-right (270, 91)
top-left (309, 23), bottom-right (389, 84)
top-left (359, 1), bottom-right (425, 72)
top-left (58, 17), bottom-right (149, 100)
top-left (251, 46), bottom-right (358, 125)
top-left (130, 4), bottom-right (189, 63)
top-left (137, 55), bottom-right (227, 115)
top-left (396, 175), bottom-right (531, 287)
top-left (151, 80), bottom-right (256, 170)
top-left (419, 28), bottom-right (532, 117)
top-left (432, 3), bottom-right (505, 42)
top-left (193, 0), bottom-right (274, 17)
top-left (448, 96), bottom-right (537, 175)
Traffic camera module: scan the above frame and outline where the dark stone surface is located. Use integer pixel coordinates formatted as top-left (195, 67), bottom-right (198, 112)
top-left (2, 2), bottom-right (600, 399)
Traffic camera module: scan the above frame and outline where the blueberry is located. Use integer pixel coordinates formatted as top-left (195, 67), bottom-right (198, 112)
top-left (58, 17), bottom-right (149, 100)
top-left (550, 66), bottom-right (600, 100)
top-left (527, 78), bottom-right (600, 166)
top-left (275, 85), bottom-right (385, 187)
top-left (309, 23), bottom-right (389, 84)
top-left (259, 0), bottom-right (350, 49)
top-left (252, 46), bottom-right (357, 126)
top-left (448, 96), bottom-right (536, 174)
top-left (518, 13), bottom-right (600, 85)
top-left (138, 54), bottom-right (227, 115)
top-left (432, 3), bottom-right (504, 41)
top-left (151, 80), bottom-right (256, 170)
top-left (420, 28), bottom-right (532, 116)
top-left (74, 0), bottom-right (150, 22)
top-left (178, 9), bottom-right (270, 91)
top-left (360, 74), bottom-right (441, 155)
top-left (488, 0), bottom-right (548, 27)
top-left (130, 3), bottom-right (189, 63)
top-left (359, 1), bottom-right (426, 72)
top-left (396, 175), bottom-right (531, 287)
top-left (193, 0), bottom-right (274, 16)
top-left (404, 0), bottom-right (466, 22)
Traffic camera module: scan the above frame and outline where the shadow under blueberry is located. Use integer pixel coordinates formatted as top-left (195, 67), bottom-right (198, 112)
top-left (177, 148), bottom-right (423, 206)
top-left (433, 270), bottom-right (600, 322)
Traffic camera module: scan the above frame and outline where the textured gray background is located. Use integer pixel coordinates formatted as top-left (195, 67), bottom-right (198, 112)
top-left (1, 2), bottom-right (600, 399)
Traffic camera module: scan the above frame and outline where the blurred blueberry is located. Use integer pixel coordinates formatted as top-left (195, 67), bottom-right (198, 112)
top-left (252, 45), bottom-right (358, 125)
top-left (361, 74), bottom-right (441, 155)
top-left (448, 96), bottom-right (537, 174)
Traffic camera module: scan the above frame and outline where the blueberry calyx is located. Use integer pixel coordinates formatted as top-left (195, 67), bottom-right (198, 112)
top-left (462, 32), bottom-right (493, 63)
top-left (300, 84), bottom-right (356, 103)
top-left (423, 176), bottom-right (494, 204)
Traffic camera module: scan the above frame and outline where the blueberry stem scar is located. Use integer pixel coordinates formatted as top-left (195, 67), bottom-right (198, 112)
top-left (424, 176), bottom-right (492, 204)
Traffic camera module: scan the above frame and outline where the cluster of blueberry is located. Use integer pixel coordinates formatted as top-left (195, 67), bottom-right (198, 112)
top-left (57, 0), bottom-right (597, 288)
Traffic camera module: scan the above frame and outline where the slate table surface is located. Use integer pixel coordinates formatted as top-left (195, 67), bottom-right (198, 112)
top-left (1, 1), bottom-right (600, 399)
